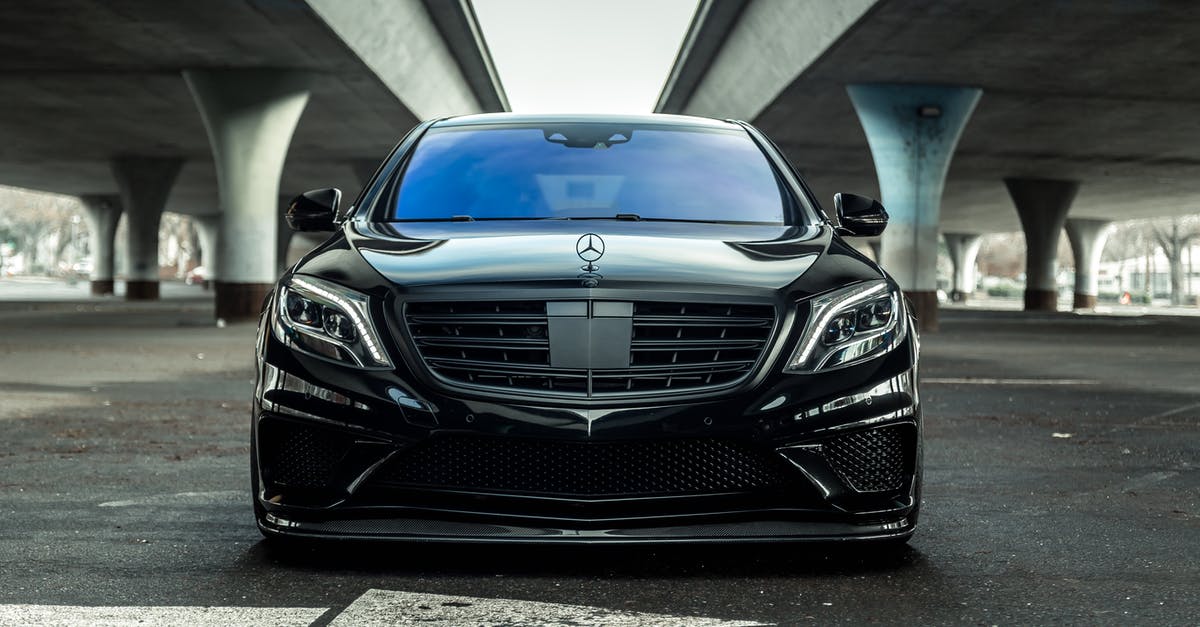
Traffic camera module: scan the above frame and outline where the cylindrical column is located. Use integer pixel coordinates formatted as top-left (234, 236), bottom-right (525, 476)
top-left (352, 157), bottom-right (380, 191)
top-left (847, 84), bottom-right (983, 332)
top-left (193, 215), bottom-right (219, 290)
top-left (78, 194), bottom-right (122, 296)
top-left (184, 70), bottom-right (311, 321)
top-left (1004, 178), bottom-right (1079, 312)
top-left (276, 194), bottom-right (295, 276)
top-left (943, 233), bottom-right (982, 302)
top-left (111, 157), bottom-right (183, 300)
top-left (866, 238), bottom-right (882, 263)
top-left (1065, 218), bottom-right (1111, 310)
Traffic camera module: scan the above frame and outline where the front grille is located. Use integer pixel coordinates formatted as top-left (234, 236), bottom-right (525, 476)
top-left (258, 419), bottom-right (354, 490)
top-left (821, 425), bottom-right (913, 493)
top-left (404, 300), bottom-right (775, 397)
top-left (613, 301), bottom-right (775, 393)
top-left (374, 436), bottom-right (795, 498)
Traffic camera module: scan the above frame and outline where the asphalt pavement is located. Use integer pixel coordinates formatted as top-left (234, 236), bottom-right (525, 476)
top-left (0, 293), bottom-right (1196, 625)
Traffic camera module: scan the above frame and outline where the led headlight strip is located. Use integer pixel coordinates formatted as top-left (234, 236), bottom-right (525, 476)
top-left (275, 275), bottom-right (393, 369)
top-left (785, 279), bottom-right (906, 374)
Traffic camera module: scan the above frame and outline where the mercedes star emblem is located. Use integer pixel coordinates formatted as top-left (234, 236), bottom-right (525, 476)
top-left (576, 233), bottom-right (605, 263)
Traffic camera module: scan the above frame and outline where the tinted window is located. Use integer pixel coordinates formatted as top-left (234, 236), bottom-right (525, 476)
top-left (389, 123), bottom-right (794, 223)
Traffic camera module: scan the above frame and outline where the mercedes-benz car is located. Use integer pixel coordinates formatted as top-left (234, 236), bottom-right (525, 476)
top-left (253, 113), bottom-right (920, 544)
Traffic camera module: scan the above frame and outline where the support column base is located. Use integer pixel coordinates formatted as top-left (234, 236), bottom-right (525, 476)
top-left (1073, 293), bottom-right (1097, 310)
top-left (126, 280), bottom-right (160, 300)
top-left (1024, 289), bottom-right (1058, 312)
top-left (215, 282), bottom-right (273, 322)
top-left (950, 290), bottom-right (969, 303)
top-left (90, 279), bottom-right (115, 296)
top-left (905, 290), bottom-right (938, 333)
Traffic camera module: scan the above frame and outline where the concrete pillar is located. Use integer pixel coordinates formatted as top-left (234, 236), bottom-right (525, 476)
top-left (78, 195), bottom-right (122, 296)
top-left (943, 233), bottom-right (982, 302)
top-left (352, 158), bottom-right (379, 191)
top-left (867, 238), bottom-right (882, 263)
top-left (1065, 218), bottom-right (1111, 310)
top-left (847, 84), bottom-right (982, 332)
top-left (1003, 178), bottom-right (1078, 312)
top-left (110, 157), bottom-right (183, 300)
top-left (193, 215), bottom-right (219, 290)
top-left (276, 195), bottom-right (294, 276)
top-left (184, 70), bottom-right (311, 321)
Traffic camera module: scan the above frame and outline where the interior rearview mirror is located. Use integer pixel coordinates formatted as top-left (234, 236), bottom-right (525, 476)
top-left (833, 193), bottom-right (888, 237)
top-left (286, 188), bottom-right (341, 232)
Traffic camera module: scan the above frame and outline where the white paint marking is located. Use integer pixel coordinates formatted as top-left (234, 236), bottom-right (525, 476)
top-left (329, 589), bottom-right (769, 627)
top-left (1105, 400), bottom-right (1200, 435)
top-left (0, 604), bottom-right (325, 626)
top-left (98, 490), bottom-right (242, 508)
top-left (923, 377), bottom-right (1098, 386)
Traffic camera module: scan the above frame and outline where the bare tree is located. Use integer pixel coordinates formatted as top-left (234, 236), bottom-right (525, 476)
top-left (0, 185), bottom-right (82, 275)
top-left (1150, 216), bottom-right (1200, 305)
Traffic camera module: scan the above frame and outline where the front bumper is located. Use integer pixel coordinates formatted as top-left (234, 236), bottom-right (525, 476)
top-left (252, 303), bottom-right (922, 543)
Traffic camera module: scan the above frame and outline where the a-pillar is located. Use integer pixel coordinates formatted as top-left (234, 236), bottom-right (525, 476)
top-left (1065, 217), bottom-right (1111, 310)
top-left (111, 157), bottom-right (183, 300)
top-left (1004, 178), bottom-right (1078, 311)
top-left (78, 195), bottom-right (122, 296)
top-left (193, 215), bottom-right (219, 290)
top-left (184, 70), bottom-right (310, 321)
top-left (943, 233), bottom-right (982, 302)
top-left (847, 84), bottom-right (982, 332)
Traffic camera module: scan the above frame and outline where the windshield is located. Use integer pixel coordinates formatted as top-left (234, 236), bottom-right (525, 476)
top-left (388, 122), bottom-right (796, 224)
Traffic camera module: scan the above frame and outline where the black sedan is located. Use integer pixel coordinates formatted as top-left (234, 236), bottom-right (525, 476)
top-left (253, 113), bottom-right (920, 544)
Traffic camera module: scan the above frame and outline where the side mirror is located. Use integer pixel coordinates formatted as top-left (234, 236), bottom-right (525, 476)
top-left (286, 188), bottom-right (341, 232)
top-left (833, 193), bottom-right (888, 236)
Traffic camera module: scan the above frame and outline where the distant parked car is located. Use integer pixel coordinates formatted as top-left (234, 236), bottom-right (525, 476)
top-left (185, 265), bottom-right (208, 285)
top-left (69, 259), bottom-right (93, 278)
top-left (253, 113), bottom-right (921, 545)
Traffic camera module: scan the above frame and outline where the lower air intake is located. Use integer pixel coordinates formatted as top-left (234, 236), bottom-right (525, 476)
top-left (258, 419), bottom-right (353, 490)
top-left (820, 425), bottom-right (913, 493)
top-left (376, 436), bottom-right (794, 498)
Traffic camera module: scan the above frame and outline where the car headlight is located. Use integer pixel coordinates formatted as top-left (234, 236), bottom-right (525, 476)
top-left (271, 275), bottom-right (392, 369)
top-left (784, 279), bottom-right (906, 373)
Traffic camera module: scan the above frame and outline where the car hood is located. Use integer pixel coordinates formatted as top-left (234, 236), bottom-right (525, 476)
top-left (342, 221), bottom-right (833, 292)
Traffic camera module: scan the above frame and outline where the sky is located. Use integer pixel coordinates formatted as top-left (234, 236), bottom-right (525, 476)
top-left (472, 0), bottom-right (699, 113)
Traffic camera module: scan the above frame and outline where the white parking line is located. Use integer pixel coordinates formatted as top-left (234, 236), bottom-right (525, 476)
top-left (329, 589), bottom-right (770, 627)
top-left (98, 490), bottom-right (243, 508)
top-left (923, 377), bottom-right (1098, 385)
top-left (0, 605), bottom-right (325, 627)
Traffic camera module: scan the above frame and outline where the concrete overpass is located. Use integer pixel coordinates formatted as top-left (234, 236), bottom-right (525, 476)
top-left (0, 0), bottom-right (506, 318)
top-left (658, 0), bottom-right (1200, 327)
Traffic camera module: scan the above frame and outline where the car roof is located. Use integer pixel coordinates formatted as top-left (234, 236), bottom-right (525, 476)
top-left (431, 112), bottom-right (741, 130)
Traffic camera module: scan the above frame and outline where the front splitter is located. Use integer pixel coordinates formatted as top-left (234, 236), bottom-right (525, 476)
top-left (259, 513), bottom-right (913, 544)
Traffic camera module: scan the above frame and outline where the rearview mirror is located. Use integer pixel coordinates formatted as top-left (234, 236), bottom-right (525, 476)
top-left (833, 193), bottom-right (888, 237)
top-left (286, 188), bottom-right (341, 232)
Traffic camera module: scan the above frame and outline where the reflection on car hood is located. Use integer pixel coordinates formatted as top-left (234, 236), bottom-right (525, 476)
top-left (348, 221), bottom-right (830, 291)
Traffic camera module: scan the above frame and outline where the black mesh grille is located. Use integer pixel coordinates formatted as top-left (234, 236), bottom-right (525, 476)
top-left (375, 436), bottom-right (794, 497)
top-left (404, 300), bottom-right (775, 397)
top-left (821, 425), bottom-right (912, 493)
top-left (259, 419), bottom-right (353, 490)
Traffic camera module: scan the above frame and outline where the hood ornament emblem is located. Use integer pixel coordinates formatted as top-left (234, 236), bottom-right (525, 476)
top-left (576, 233), bottom-right (604, 264)
top-left (576, 233), bottom-right (604, 287)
